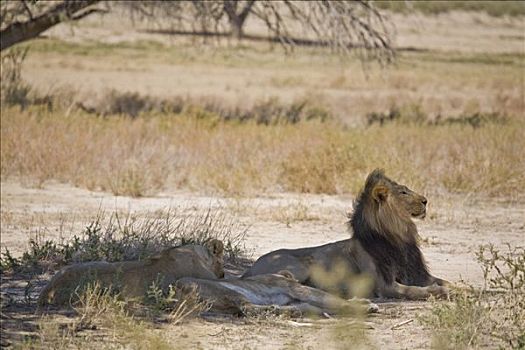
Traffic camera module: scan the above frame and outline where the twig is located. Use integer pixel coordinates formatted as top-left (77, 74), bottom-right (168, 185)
top-left (391, 319), bottom-right (413, 330)
top-left (208, 330), bottom-right (225, 336)
top-left (287, 320), bottom-right (314, 327)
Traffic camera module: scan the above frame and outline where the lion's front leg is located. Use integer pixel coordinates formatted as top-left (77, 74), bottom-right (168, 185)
top-left (381, 281), bottom-right (449, 300)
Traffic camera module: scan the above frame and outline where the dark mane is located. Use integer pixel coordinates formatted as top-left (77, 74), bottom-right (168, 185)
top-left (349, 169), bottom-right (431, 286)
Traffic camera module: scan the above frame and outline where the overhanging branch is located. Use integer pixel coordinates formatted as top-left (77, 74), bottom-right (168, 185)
top-left (1, 0), bottom-right (100, 51)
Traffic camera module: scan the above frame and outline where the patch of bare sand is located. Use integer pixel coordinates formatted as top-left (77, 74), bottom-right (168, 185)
top-left (1, 181), bottom-right (523, 348)
top-left (391, 11), bottom-right (525, 53)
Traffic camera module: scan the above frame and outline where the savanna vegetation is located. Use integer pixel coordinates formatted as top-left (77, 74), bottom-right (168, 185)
top-left (1, 38), bottom-right (523, 199)
top-left (1, 105), bottom-right (522, 198)
top-left (376, 0), bottom-right (525, 17)
top-left (1, 1), bottom-right (524, 349)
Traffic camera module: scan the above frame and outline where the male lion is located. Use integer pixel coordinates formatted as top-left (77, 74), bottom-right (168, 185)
top-left (38, 240), bottom-right (224, 306)
top-left (243, 169), bottom-right (449, 300)
top-left (176, 270), bottom-right (378, 316)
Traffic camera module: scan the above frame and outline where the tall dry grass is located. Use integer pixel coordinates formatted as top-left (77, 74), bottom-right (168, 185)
top-left (1, 106), bottom-right (523, 199)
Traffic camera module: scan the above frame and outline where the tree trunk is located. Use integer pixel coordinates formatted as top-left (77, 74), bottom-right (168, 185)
top-left (1, 0), bottom-right (99, 51)
top-left (223, 0), bottom-right (256, 40)
top-left (229, 16), bottom-right (244, 40)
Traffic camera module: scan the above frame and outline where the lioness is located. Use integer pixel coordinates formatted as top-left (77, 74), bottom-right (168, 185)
top-left (176, 270), bottom-right (378, 316)
top-left (38, 239), bottom-right (224, 306)
top-left (243, 169), bottom-right (449, 300)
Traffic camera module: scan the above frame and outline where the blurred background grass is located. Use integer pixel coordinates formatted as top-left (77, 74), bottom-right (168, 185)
top-left (1, 2), bottom-right (523, 200)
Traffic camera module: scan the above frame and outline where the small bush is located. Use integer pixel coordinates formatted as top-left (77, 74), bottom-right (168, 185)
top-left (367, 103), bottom-right (508, 128)
top-left (0, 208), bottom-right (246, 274)
top-left (422, 244), bottom-right (525, 349)
top-left (434, 112), bottom-right (508, 129)
top-left (0, 47), bottom-right (31, 108)
top-left (0, 239), bottom-right (66, 273)
top-left (366, 103), bottom-right (427, 126)
top-left (77, 90), bottom-right (333, 124)
top-left (0, 48), bottom-right (71, 112)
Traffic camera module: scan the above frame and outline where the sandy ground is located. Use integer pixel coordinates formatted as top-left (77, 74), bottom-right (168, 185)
top-left (1, 180), bottom-right (523, 348)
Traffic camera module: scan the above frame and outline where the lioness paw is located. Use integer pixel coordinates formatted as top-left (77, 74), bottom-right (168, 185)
top-left (428, 285), bottom-right (449, 299)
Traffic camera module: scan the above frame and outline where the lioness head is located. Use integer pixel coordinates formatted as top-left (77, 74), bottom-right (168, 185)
top-left (353, 169), bottom-right (427, 243)
top-left (149, 239), bottom-right (225, 278)
top-left (205, 239), bottom-right (225, 278)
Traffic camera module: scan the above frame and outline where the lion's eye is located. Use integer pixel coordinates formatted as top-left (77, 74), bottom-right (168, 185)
top-left (400, 190), bottom-right (408, 195)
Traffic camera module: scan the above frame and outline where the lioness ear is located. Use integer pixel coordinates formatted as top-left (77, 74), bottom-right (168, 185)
top-left (372, 185), bottom-right (389, 202)
top-left (148, 253), bottom-right (162, 263)
top-left (148, 247), bottom-right (172, 263)
top-left (206, 239), bottom-right (224, 257)
top-left (277, 270), bottom-right (297, 281)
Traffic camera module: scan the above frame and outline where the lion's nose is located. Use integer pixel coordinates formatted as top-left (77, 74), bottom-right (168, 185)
top-left (422, 198), bottom-right (428, 206)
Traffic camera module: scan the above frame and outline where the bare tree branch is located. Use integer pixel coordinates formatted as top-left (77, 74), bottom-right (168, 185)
top-left (225, 0), bottom-right (256, 38)
top-left (20, 0), bottom-right (34, 21)
top-left (121, 0), bottom-right (394, 64)
top-left (1, 1), bottom-right (394, 63)
top-left (71, 8), bottom-right (109, 22)
top-left (1, 0), bottom-right (100, 51)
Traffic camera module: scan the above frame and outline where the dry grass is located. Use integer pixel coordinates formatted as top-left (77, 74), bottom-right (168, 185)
top-left (376, 1), bottom-right (525, 17)
top-left (421, 245), bottom-right (525, 349)
top-left (1, 106), bottom-right (523, 199)
top-left (19, 37), bottom-right (524, 124)
top-left (19, 283), bottom-right (178, 350)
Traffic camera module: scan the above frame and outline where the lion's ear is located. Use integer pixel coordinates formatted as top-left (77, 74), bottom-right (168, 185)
top-left (372, 185), bottom-right (389, 202)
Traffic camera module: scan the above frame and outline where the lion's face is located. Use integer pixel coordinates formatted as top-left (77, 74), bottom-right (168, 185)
top-left (370, 172), bottom-right (427, 220)
top-left (386, 181), bottom-right (427, 219)
top-left (357, 169), bottom-right (428, 243)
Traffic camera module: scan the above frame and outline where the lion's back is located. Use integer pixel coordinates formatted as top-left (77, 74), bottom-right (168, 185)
top-left (38, 261), bottom-right (118, 305)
